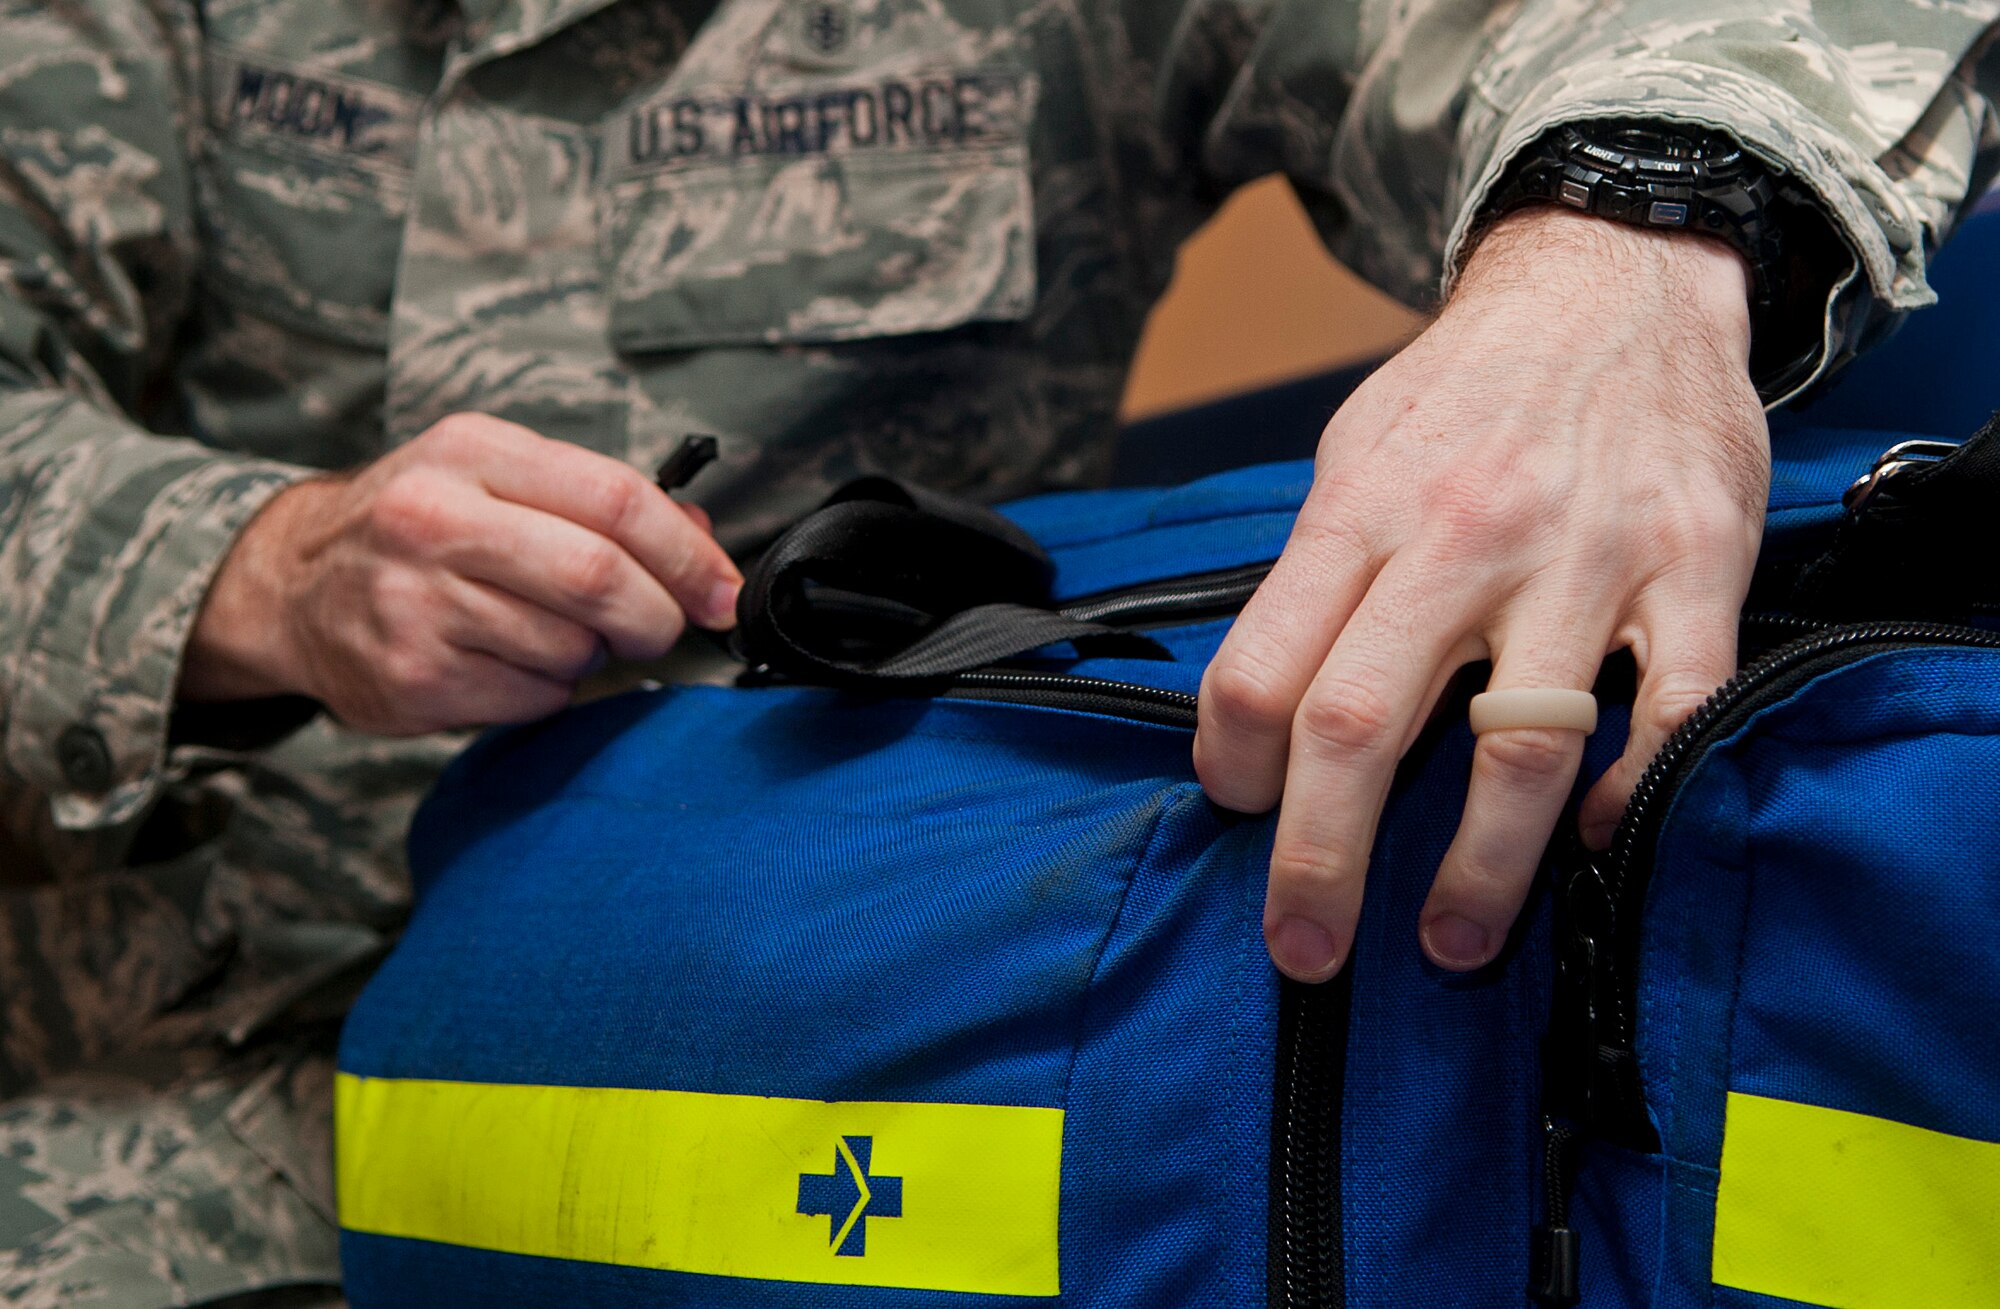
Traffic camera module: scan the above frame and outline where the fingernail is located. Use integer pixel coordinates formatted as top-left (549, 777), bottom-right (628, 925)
top-left (1578, 820), bottom-right (1615, 852)
top-left (704, 580), bottom-right (741, 628)
top-left (1423, 914), bottom-right (1493, 969)
top-left (1270, 916), bottom-right (1341, 980)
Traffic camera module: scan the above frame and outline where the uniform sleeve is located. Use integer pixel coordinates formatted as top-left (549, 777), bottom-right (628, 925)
top-left (1147, 0), bottom-right (2000, 403)
top-left (0, 1), bottom-right (309, 832)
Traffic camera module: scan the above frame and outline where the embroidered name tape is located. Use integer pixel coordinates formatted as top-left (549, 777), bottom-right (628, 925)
top-left (209, 49), bottom-right (422, 162)
top-left (335, 1074), bottom-right (1063, 1296)
top-left (612, 71), bottom-right (1027, 175)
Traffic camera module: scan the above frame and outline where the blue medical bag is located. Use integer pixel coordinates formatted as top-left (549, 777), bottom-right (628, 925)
top-left (335, 197), bottom-right (2000, 1309)
top-left (333, 388), bottom-right (2000, 1305)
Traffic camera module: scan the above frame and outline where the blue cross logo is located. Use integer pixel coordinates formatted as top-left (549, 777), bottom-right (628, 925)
top-left (796, 1135), bottom-right (902, 1256)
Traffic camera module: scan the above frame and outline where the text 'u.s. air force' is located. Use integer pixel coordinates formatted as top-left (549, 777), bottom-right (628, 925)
top-left (619, 72), bottom-right (1025, 173)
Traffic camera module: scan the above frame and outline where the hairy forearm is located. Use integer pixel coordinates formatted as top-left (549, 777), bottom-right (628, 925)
top-left (1457, 206), bottom-right (1751, 354)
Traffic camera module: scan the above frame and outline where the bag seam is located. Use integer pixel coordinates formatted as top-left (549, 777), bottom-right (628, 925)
top-left (1052, 786), bottom-right (1208, 1290)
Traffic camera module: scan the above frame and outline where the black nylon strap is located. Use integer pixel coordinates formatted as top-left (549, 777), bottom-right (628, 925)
top-left (737, 479), bottom-right (1169, 687)
top-left (822, 476), bottom-right (1053, 565)
top-left (1790, 412), bottom-right (2000, 623)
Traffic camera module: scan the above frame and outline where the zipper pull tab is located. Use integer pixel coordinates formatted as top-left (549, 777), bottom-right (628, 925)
top-left (1527, 855), bottom-right (1593, 1305)
top-left (1530, 846), bottom-right (1651, 1307)
top-left (1549, 855), bottom-right (1658, 1150)
top-left (655, 433), bottom-right (721, 493)
top-left (1529, 1116), bottom-right (1581, 1306)
top-left (1544, 858), bottom-right (1610, 1124)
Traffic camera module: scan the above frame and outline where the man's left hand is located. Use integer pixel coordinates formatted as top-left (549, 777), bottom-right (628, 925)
top-left (1195, 206), bottom-right (1770, 981)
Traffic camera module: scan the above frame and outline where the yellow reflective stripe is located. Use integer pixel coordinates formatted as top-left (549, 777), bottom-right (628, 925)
top-left (1713, 1091), bottom-right (2000, 1307)
top-left (335, 1074), bottom-right (1061, 1296)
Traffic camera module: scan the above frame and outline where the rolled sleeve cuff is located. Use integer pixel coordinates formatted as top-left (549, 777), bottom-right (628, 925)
top-left (1443, 58), bottom-right (1936, 406)
top-left (3, 407), bottom-right (311, 830)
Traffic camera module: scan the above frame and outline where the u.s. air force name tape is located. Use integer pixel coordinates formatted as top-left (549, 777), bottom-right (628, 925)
top-left (335, 1074), bottom-right (1062, 1296)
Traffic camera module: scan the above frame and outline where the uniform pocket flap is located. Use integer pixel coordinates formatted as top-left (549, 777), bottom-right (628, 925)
top-left (602, 70), bottom-right (1037, 351)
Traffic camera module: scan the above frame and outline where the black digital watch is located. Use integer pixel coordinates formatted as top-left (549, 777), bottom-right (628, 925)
top-left (1476, 120), bottom-right (1846, 400)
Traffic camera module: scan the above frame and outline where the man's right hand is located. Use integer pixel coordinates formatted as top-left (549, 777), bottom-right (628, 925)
top-left (181, 413), bottom-right (742, 736)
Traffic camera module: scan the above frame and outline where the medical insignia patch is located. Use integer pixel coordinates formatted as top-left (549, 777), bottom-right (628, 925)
top-left (797, 1135), bottom-right (903, 1256)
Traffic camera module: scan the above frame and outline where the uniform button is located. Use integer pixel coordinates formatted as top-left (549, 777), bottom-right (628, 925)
top-left (57, 724), bottom-right (114, 793)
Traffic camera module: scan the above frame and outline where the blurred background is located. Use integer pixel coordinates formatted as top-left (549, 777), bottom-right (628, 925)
top-left (1120, 176), bottom-right (1423, 422)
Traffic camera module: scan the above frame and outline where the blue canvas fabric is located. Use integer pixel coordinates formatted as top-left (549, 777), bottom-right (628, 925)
top-left (344, 685), bottom-right (1275, 1307)
top-left (339, 482), bottom-right (1306, 1309)
top-left (1570, 647), bottom-right (2000, 1309)
top-left (338, 205), bottom-right (2000, 1303)
top-left (342, 424), bottom-right (1997, 1308)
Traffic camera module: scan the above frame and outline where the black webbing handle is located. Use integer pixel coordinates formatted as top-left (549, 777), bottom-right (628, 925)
top-left (1789, 411), bottom-right (2000, 623)
top-left (736, 478), bottom-right (1169, 688)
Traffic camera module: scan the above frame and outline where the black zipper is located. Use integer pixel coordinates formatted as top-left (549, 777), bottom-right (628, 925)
top-left (945, 561), bottom-right (1342, 1309)
top-left (1532, 618), bottom-right (2000, 1304)
top-left (1058, 561), bottom-right (1272, 627)
top-left (944, 670), bottom-right (1200, 728)
top-left (937, 562), bottom-right (1275, 723)
top-left (949, 667), bottom-right (1346, 1309)
top-left (758, 555), bottom-right (1328, 1306)
top-left (1270, 970), bottom-right (1349, 1309)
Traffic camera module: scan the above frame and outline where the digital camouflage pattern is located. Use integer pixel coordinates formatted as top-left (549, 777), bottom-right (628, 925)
top-left (3, 0), bottom-right (1998, 1302)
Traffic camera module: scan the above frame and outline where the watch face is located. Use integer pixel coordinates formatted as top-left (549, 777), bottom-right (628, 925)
top-left (1566, 121), bottom-right (1749, 185)
top-left (1605, 123), bottom-right (1696, 159)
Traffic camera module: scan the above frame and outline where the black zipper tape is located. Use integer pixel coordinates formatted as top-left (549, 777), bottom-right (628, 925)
top-left (1532, 620), bottom-right (2000, 1304)
top-left (927, 564), bottom-right (2000, 1308)
top-left (767, 556), bottom-right (1349, 1307)
top-left (943, 670), bottom-right (1199, 728)
top-left (1270, 973), bottom-right (1350, 1309)
top-left (1059, 562), bottom-right (1272, 628)
top-left (1601, 622), bottom-right (2000, 1084)
top-left (945, 669), bottom-right (1349, 1309)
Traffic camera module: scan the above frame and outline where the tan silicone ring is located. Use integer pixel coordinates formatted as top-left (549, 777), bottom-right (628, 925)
top-left (1467, 688), bottom-right (1599, 735)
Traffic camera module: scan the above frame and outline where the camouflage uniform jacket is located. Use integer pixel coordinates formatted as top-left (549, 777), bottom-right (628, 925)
top-left (3, 0), bottom-right (1999, 1303)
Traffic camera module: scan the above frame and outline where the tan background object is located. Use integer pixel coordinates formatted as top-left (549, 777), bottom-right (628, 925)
top-left (1120, 176), bottom-right (1426, 421)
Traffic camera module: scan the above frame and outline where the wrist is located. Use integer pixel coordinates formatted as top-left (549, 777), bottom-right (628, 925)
top-left (1455, 206), bottom-right (1752, 352)
top-left (180, 478), bottom-right (328, 703)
